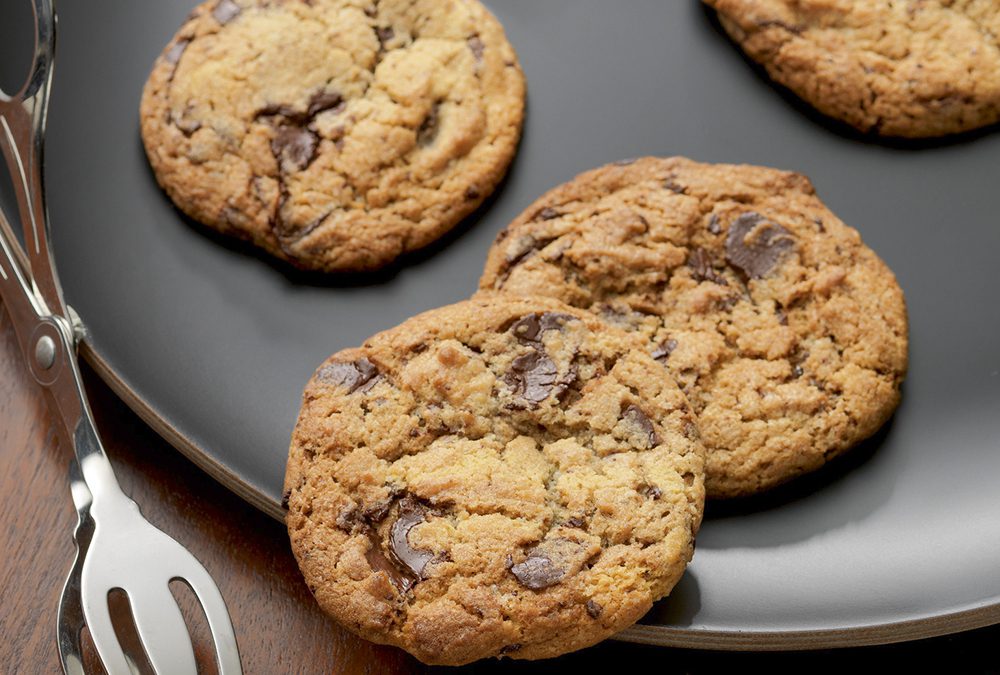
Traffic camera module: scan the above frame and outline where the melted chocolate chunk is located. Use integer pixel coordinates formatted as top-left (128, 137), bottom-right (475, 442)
top-left (623, 404), bottom-right (660, 447)
top-left (465, 186), bottom-right (480, 201)
top-left (417, 103), bottom-right (441, 146)
top-left (498, 644), bottom-right (523, 657)
top-left (725, 212), bottom-right (795, 279)
top-left (663, 174), bottom-right (686, 194)
top-left (212, 0), bottom-right (241, 25)
top-left (509, 312), bottom-right (574, 343)
top-left (708, 214), bottom-right (722, 234)
top-left (376, 26), bottom-right (395, 48)
top-left (535, 206), bottom-right (561, 221)
top-left (505, 350), bottom-right (561, 406)
top-left (640, 484), bottom-right (662, 500)
top-left (564, 516), bottom-right (586, 529)
top-left (651, 339), bottom-right (677, 363)
top-left (467, 35), bottom-right (485, 61)
top-left (511, 538), bottom-right (590, 590)
top-left (510, 550), bottom-right (564, 590)
top-left (586, 599), bottom-right (603, 618)
top-left (503, 235), bottom-right (556, 272)
top-left (307, 91), bottom-right (346, 117)
top-left (316, 358), bottom-right (380, 393)
top-left (387, 497), bottom-right (436, 580)
top-left (687, 248), bottom-right (728, 285)
top-left (364, 529), bottom-right (412, 592)
top-left (272, 126), bottom-right (319, 171)
top-left (164, 39), bottom-right (190, 65)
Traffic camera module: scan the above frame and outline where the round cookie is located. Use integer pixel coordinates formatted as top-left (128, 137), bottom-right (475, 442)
top-left (704, 0), bottom-right (1000, 138)
top-left (480, 157), bottom-right (908, 498)
top-left (141, 0), bottom-right (525, 272)
top-left (284, 294), bottom-right (704, 665)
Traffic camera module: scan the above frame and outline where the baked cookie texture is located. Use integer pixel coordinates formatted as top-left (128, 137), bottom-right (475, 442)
top-left (141, 0), bottom-right (525, 272)
top-left (704, 0), bottom-right (1000, 138)
top-left (285, 295), bottom-right (705, 664)
top-left (481, 157), bottom-right (908, 498)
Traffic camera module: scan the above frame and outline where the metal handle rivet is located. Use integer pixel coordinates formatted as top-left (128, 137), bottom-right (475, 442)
top-left (35, 334), bottom-right (56, 369)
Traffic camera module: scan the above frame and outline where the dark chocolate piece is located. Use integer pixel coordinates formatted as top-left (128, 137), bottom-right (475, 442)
top-left (272, 126), bottom-right (319, 171)
top-left (417, 102), bottom-right (441, 146)
top-left (467, 35), bottom-right (485, 61)
top-left (510, 549), bottom-right (564, 590)
top-left (316, 358), bottom-right (380, 393)
top-left (376, 26), bottom-right (395, 48)
top-left (725, 212), bottom-right (795, 279)
top-left (586, 599), bottom-right (603, 618)
top-left (307, 91), bottom-right (346, 117)
top-left (164, 39), bottom-right (190, 65)
top-left (509, 312), bottom-right (574, 343)
top-left (535, 206), bottom-right (561, 221)
top-left (505, 350), bottom-right (560, 406)
top-left (708, 214), bottom-right (722, 234)
top-left (387, 497), bottom-right (436, 580)
top-left (623, 404), bottom-right (660, 447)
top-left (651, 339), bottom-right (677, 363)
top-left (687, 248), bottom-right (728, 285)
top-left (212, 0), bottom-right (241, 25)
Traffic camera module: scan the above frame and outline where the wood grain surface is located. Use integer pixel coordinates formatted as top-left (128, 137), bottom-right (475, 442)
top-left (0, 302), bottom-right (997, 674)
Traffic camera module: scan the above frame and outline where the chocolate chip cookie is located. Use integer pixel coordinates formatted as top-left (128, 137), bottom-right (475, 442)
top-left (284, 294), bottom-right (704, 664)
top-left (481, 157), bottom-right (908, 498)
top-left (141, 0), bottom-right (525, 272)
top-left (705, 0), bottom-right (1000, 137)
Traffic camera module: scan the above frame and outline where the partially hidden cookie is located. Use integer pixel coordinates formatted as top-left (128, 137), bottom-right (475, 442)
top-left (285, 294), bottom-right (704, 665)
top-left (141, 0), bottom-right (525, 272)
top-left (704, 0), bottom-right (1000, 138)
top-left (481, 157), bottom-right (908, 498)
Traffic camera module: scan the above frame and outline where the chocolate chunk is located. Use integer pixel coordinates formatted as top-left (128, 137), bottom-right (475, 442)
top-left (663, 174), bottom-right (686, 194)
top-left (465, 186), bottom-right (480, 201)
top-left (687, 248), bottom-right (728, 285)
top-left (623, 404), bottom-right (660, 447)
top-left (564, 516), bottom-right (586, 529)
top-left (164, 39), bottom-right (190, 65)
top-left (725, 212), bottom-right (795, 279)
top-left (272, 126), bottom-right (319, 171)
top-left (498, 644), bottom-right (522, 657)
top-left (511, 538), bottom-right (590, 590)
top-left (814, 217), bottom-right (826, 233)
top-left (505, 350), bottom-right (560, 406)
top-left (376, 26), bottom-right (395, 48)
top-left (503, 235), bottom-right (555, 270)
top-left (792, 365), bottom-right (804, 378)
top-left (651, 339), bottom-right (677, 363)
top-left (170, 111), bottom-right (202, 136)
top-left (387, 497), bottom-right (436, 580)
top-left (509, 312), bottom-right (574, 343)
top-left (510, 550), bottom-right (564, 590)
top-left (640, 484), bottom-right (662, 500)
top-left (364, 529), bottom-right (412, 592)
top-left (336, 504), bottom-right (362, 532)
top-left (467, 35), bottom-right (485, 61)
top-left (417, 102), bottom-right (441, 146)
top-left (281, 488), bottom-right (291, 510)
top-left (316, 358), bottom-right (380, 393)
top-left (212, 0), bottom-right (241, 25)
top-left (708, 214), bottom-right (721, 234)
top-left (535, 207), bottom-right (561, 221)
top-left (307, 91), bottom-right (345, 117)
top-left (586, 599), bottom-right (603, 618)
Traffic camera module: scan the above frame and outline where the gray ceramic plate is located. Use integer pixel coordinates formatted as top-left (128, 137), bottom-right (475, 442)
top-left (3, 0), bottom-right (1000, 651)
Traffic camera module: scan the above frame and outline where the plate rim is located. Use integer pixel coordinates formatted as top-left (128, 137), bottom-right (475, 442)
top-left (81, 339), bottom-right (1000, 651)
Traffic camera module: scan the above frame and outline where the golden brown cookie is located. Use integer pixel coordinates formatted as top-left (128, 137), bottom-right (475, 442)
top-left (141, 0), bottom-right (525, 271)
top-left (704, 0), bottom-right (1000, 138)
top-left (481, 157), bottom-right (908, 498)
top-left (284, 294), bottom-right (704, 664)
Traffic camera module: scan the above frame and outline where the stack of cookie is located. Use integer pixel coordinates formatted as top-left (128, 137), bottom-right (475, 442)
top-left (140, 0), bottom-right (909, 666)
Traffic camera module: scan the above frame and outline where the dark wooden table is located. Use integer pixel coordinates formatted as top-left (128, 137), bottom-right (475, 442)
top-left (1, 303), bottom-right (997, 674)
